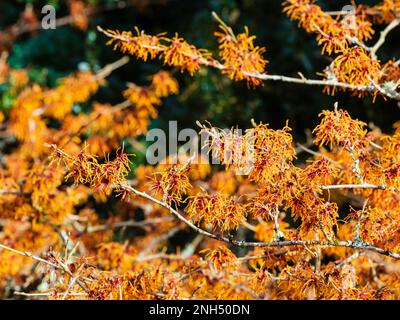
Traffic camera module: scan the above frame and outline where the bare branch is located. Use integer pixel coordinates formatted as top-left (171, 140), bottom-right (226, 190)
top-left (86, 216), bottom-right (175, 233)
top-left (370, 19), bottom-right (400, 58)
top-left (0, 243), bottom-right (89, 293)
top-left (0, 243), bottom-right (59, 269)
top-left (320, 183), bottom-right (387, 190)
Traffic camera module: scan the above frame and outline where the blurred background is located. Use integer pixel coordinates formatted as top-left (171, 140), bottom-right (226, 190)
top-left (1, 0), bottom-right (400, 152)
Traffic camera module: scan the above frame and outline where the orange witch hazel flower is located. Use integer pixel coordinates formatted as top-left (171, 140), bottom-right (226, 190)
top-left (123, 83), bottom-right (161, 119)
top-left (283, 0), bottom-right (346, 54)
top-left (373, 0), bottom-right (400, 23)
top-left (380, 59), bottom-right (400, 84)
top-left (328, 47), bottom-right (381, 91)
top-left (149, 162), bottom-right (192, 205)
top-left (215, 23), bottom-right (268, 87)
top-left (69, 0), bottom-right (90, 30)
top-left (58, 147), bottom-right (98, 185)
top-left (201, 246), bottom-right (237, 271)
top-left (102, 27), bottom-right (165, 61)
top-left (44, 71), bottom-right (101, 119)
top-left (150, 71), bottom-right (179, 97)
top-left (313, 105), bottom-right (369, 150)
top-left (50, 145), bottom-right (131, 195)
top-left (92, 151), bottom-right (131, 194)
top-left (349, 5), bottom-right (375, 41)
top-left (163, 33), bottom-right (212, 75)
top-left (283, 0), bottom-right (333, 34)
top-left (283, 0), bottom-right (373, 54)
top-left (186, 191), bottom-right (246, 231)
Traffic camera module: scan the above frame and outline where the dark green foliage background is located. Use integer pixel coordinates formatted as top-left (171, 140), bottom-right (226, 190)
top-left (1, 0), bottom-right (400, 148)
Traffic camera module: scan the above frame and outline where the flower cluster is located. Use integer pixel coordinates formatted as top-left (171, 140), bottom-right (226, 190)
top-left (284, 0), bottom-right (373, 54)
top-left (69, 0), bottom-right (90, 30)
top-left (150, 162), bottom-right (192, 205)
top-left (283, 0), bottom-right (400, 98)
top-left (100, 21), bottom-right (266, 87)
top-left (186, 191), bottom-right (246, 231)
top-left (313, 107), bottom-right (369, 150)
top-left (163, 34), bottom-right (212, 75)
top-left (103, 27), bottom-right (165, 61)
top-left (51, 146), bottom-right (131, 195)
top-left (151, 71), bottom-right (179, 97)
top-left (330, 47), bottom-right (381, 90)
top-left (372, 0), bottom-right (400, 23)
top-left (201, 246), bottom-right (238, 271)
top-left (215, 25), bottom-right (268, 87)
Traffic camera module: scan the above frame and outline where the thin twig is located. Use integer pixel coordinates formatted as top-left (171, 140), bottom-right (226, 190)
top-left (335, 252), bottom-right (360, 269)
top-left (0, 190), bottom-right (30, 196)
top-left (0, 243), bottom-right (89, 293)
top-left (86, 216), bottom-right (175, 233)
top-left (134, 253), bottom-right (185, 262)
top-left (221, 279), bottom-right (261, 300)
top-left (0, 243), bottom-right (59, 269)
top-left (138, 226), bottom-right (181, 257)
top-left (14, 291), bottom-right (86, 297)
top-left (370, 19), bottom-right (400, 58)
top-left (320, 183), bottom-right (387, 190)
top-left (94, 56), bottom-right (130, 80)
top-left (237, 249), bottom-right (289, 261)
